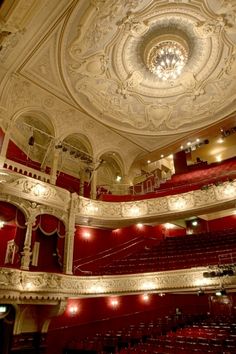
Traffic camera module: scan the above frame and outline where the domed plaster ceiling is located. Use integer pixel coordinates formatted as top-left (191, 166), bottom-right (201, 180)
top-left (61, 0), bottom-right (236, 136)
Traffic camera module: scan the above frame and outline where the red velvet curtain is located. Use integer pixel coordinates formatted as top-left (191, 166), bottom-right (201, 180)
top-left (32, 214), bottom-right (65, 272)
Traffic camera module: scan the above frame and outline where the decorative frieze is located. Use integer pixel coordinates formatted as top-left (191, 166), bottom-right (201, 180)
top-left (0, 266), bottom-right (235, 302)
top-left (1, 169), bottom-right (236, 226)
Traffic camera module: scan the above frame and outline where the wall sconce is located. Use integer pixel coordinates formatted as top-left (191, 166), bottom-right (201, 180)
top-left (142, 293), bottom-right (150, 302)
top-left (0, 221), bottom-right (4, 229)
top-left (68, 305), bottom-right (79, 316)
top-left (83, 231), bottom-right (91, 240)
top-left (110, 298), bottom-right (119, 308)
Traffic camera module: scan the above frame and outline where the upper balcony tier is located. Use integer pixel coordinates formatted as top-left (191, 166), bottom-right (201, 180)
top-left (0, 157), bottom-right (236, 228)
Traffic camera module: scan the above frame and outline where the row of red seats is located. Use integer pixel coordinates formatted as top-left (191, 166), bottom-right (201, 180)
top-left (94, 229), bottom-right (236, 275)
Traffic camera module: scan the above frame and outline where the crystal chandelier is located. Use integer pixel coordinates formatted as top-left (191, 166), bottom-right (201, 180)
top-left (147, 40), bottom-right (188, 81)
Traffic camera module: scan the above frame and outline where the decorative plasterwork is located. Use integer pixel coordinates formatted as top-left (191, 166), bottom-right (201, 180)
top-left (62, 0), bottom-right (236, 135)
top-left (76, 179), bottom-right (236, 225)
top-left (1, 75), bottom-right (142, 172)
top-left (1, 169), bottom-right (236, 227)
top-left (0, 170), bottom-right (70, 221)
top-left (0, 266), bottom-right (235, 302)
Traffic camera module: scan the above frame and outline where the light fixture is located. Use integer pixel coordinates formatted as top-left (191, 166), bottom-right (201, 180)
top-left (142, 293), bottom-right (150, 302)
top-left (192, 220), bottom-right (198, 226)
top-left (0, 305), bottom-right (7, 313)
top-left (215, 289), bottom-right (227, 296)
top-left (116, 175), bottom-right (122, 182)
top-left (83, 231), bottom-right (91, 240)
top-left (69, 305), bottom-right (79, 315)
top-left (197, 289), bottom-right (205, 296)
top-left (147, 160), bottom-right (151, 164)
top-left (110, 298), bottom-right (119, 308)
top-left (147, 40), bottom-right (188, 80)
top-left (217, 137), bottom-right (224, 144)
top-left (0, 221), bottom-right (4, 229)
top-left (28, 135), bottom-right (35, 146)
top-left (161, 154), bottom-right (164, 158)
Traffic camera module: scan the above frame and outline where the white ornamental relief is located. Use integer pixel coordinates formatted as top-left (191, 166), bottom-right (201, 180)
top-left (193, 188), bottom-right (217, 207)
top-left (215, 0), bottom-right (236, 31)
top-left (214, 181), bottom-right (236, 201)
top-left (0, 18), bottom-right (25, 62)
top-left (14, 179), bottom-right (54, 199)
top-left (194, 17), bottom-right (228, 38)
top-left (117, 71), bottom-right (143, 98)
top-left (69, 0), bottom-right (141, 56)
top-left (100, 203), bottom-right (122, 217)
top-left (147, 198), bottom-right (168, 214)
top-left (168, 193), bottom-right (194, 211)
top-left (69, 52), bottom-right (108, 78)
top-left (9, 76), bottom-right (39, 108)
top-left (145, 104), bottom-right (172, 129)
top-left (122, 201), bottom-right (148, 217)
top-left (118, 12), bottom-right (150, 37)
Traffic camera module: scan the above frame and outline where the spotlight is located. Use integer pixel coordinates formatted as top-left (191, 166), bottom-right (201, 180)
top-left (55, 142), bottom-right (62, 149)
top-left (197, 289), bottom-right (204, 296)
top-left (28, 136), bottom-right (35, 146)
top-left (215, 289), bottom-right (227, 296)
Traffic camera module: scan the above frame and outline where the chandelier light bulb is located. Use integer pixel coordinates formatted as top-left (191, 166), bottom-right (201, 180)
top-left (147, 40), bottom-right (188, 81)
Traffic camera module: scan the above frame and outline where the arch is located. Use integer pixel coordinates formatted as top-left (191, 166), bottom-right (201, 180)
top-left (0, 196), bottom-right (29, 220)
top-left (7, 109), bottom-right (57, 171)
top-left (61, 132), bottom-right (93, 157)
top-left (10, 108), bottom-right (56, 137)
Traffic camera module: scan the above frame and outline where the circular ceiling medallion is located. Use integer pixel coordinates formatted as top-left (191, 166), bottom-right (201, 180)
top-left (61, 0), bottom-right (236, 135)
top-left (144, 34), bottom-right (189, 80)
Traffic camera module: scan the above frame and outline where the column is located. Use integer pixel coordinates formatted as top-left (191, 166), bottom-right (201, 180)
top-left (21, 214), bottom-right (36, 270)
top-left (0, 121), bottom-right (11, 168)
top-left (63, 193), bottom-right (76, 274)
top-left (50, 148), bottom-right (60, 185)
top-left (90, 169), bottom-right (97, 199)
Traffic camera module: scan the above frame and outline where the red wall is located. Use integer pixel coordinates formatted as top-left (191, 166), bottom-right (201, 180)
top-left (186, 215), bottom-right (236, 234)
top-left (208, 215), bottom-right (236, 232)
top-left (73, 224), bottom-right (167, 272)
top-left (47, 293), bottom-right (209, 354)
top-left (6, 140), bottom-right (43, 171)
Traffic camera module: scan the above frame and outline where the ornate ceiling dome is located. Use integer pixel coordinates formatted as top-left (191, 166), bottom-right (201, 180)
top-left (61, 0), bottom-right (236, 136)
